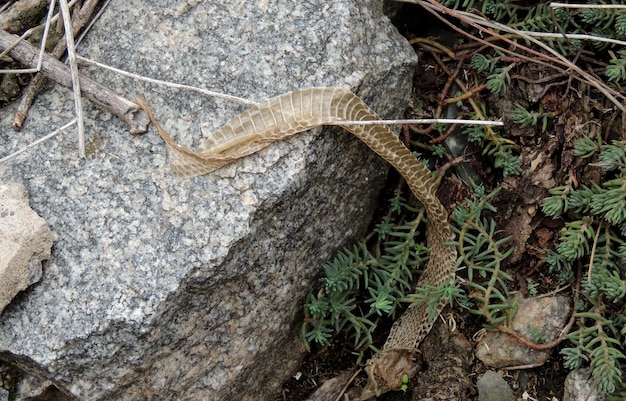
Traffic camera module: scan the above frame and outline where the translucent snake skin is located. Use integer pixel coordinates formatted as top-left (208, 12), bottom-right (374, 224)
top-left (137, 87), bottom-right (456, 399)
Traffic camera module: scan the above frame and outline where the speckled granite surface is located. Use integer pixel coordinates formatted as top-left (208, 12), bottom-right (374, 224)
top-left (0, 0), bottom-right (416, 400)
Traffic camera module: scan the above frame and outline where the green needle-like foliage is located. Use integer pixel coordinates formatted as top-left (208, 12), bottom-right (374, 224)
top-left (598, 140), bottom-right (626, 170)
top-left (451, 188), bottom-right (516, 327)
top-left (471, 53), bottom-right (500, 73)
top-left (542, 138), bottom-right (626, 395)
top-left (462, 112), bottom-right (521, 177)
top-left (301, 213), bottom-right (429, 350)
top-left (449, 0), bottom-right (626, 83)
top-left (486, 67), bottom-right (511, 95)
top-left (606, 50), bottom-right (626, 82)
top-left (511, 104), bottom-right (555, 133)
top-left (302, 183), bottom-right (519, 357)
top-left (556, 219), bottom-right (595, 262)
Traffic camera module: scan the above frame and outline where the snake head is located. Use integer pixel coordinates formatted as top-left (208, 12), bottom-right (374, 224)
top-left (359, 348), bottom-right (420, 400)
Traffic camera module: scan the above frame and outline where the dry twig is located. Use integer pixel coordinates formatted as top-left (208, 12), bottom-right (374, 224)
top-left (0, 29), bottom-right (149, 133)
top-left (395, 0), bottom-right (626, 113)
top-left (14, 0), bottom-right (101, 130)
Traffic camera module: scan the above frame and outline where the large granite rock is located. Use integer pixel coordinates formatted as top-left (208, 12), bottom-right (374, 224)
top-left (0, 0), bottom-right (416, 400)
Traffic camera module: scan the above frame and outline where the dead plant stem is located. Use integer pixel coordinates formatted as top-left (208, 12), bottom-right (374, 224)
top-left (14, 0), bottom-right (101, 130)
top-left (0, 29), bottom-right (148, 133)
top-left (58, 0), bottom-right (85, 157)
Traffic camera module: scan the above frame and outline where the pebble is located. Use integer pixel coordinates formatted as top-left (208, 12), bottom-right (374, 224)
top-left (476, 296), bottom-right (571, 368)
top-left (563, 368), bottom-right (608, 401)
top-left (477, 370), bottom-right (516, 401)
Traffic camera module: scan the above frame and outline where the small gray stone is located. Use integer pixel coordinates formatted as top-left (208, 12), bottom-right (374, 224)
top-left (476, 296), bottom-right (571, 368)
top-left (0, 0), bottom-right (416, 400)
top-left (0, 387), bottom-right (7, 401)
top-left (0, 180), bottom-right (53, 314)
top-left (476, 371), bottom-right (515, 401)
top-left (305, 370), bottom-right (355, 401)
top-left (563, 369), bottom-right (607, 401)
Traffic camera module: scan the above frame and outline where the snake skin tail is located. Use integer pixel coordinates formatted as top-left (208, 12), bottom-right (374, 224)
top-left (138, 88), bottom-right (457, 398)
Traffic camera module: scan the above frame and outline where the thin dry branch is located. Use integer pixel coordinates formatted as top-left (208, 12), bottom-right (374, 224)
top-left (14, 0), bottom-right (101, 130)
top-left (0, 29), bottom-right (149, 133)
top-left (0, 0), bottom-right (81, 68)
top-left (394, 0), bottom-right (626, 113)
top-left (419, 0), bottom-right (626, 113)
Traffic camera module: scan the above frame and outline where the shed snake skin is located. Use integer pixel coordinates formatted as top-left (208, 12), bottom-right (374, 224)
top-left (137, 87), bottom-right (456, 399)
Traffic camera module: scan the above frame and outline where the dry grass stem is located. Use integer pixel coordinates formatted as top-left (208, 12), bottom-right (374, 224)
top-left (80, 54), bottom-right (504, 134)
top-left (0, 29), bottom-right (149, 133)
top-left (0, 119), bottom-right (77, 163)
top-left (77, 57), bottom-right (502, 127)
top-left (517, 31), bottom-right (626, 47)
top-left (14, 0), bottom-right (102, 130)
top-left (0, 0), bottom-right (80, 71)
top-left (332, 118), bottom-right (503, 126)
top-left (77, 56), bottom-right (259, 106)
top-left (58, 0), bottom-right (85, 157)
top-left (35, 0), bottom-right (57, 71)
top-left (550, 2), bottom-right (626, 10)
